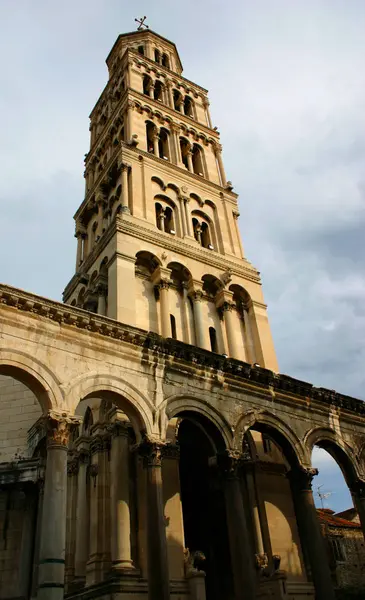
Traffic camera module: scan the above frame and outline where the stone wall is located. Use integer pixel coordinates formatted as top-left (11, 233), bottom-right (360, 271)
top-left (0, 375), bottom-right (42, 463)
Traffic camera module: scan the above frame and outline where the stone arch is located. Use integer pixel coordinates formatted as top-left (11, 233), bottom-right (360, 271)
top-left (233, 409), bottom-right (308, 468)
top-left (160, 393), bottom-right (233, 450)
top-left (304, 426), bottom-right (361, 483)
top-left (0, 348), bottom-right (63, 412)
top-left (63, 372), bottom-right (154, 441)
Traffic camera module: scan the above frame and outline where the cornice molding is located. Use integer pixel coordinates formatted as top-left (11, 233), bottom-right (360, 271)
top-left (1, 283), bottom-right (365, 419)
top-left (115, 217), bottom-right (260, 283)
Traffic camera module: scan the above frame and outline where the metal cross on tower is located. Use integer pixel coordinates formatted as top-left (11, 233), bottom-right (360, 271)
top-left (135, 16), bottom-right (149, 31)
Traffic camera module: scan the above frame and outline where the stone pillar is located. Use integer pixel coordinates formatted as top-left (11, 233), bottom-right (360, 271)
top-left (75, 233), bottom-right (82, 269)
top-left (178, 196), bottom-right (187, 236)
top-left (171, 125), bottom-right (183, 166)
top-left (95, 194), bottom-right (104, 238)
top-left (110, 420), bottom-right (135, 572)
top-left (158, 280), bottom-right (171, 338)
top-left (121, 164), bottom-right (130, 213)
top-left (159, 208), bottom-right (166, 232)
top-left (184, 197), bottom-right (192, 236)
top-left (97, 286), bottom-right (107, 316)
top-left (139, 438), bottom-right (170, 600)
top-left (166, 80), bottom-right (174, 108)
top-left (38, 413), bottom-right (79, 600)
top-left (74, 449), bottom-right (89, 582)
top-left (181, 283), bottom-right (192, 344)
top-left (31, 479), bottom-right (44, 599)
top-left (203, 98), bottom-right (213, 128)
top-left (190, 290), bottom-right (206, 349)
top-left (243, 308), bottom-right (256, 364)
top-left (19, 486), bottom-right (38, 598)
top-left (65, 455), bottom-right (79, 585)
top-left (149, 83), bottom-right (154, 99)
top-left (350, 479), bottom-right (365, 541)
top-left (127, 101), bottom-right (134, 140)
top-left (288, 467), bottom-right (336, 600)
top-left (221, 302), bottom-right (240, 359)
top-left (86, 431), bottom-right (112, 585)
top-left (218, 450), bottom-right (256, 600)
top-left (153, 132), bottom-right (160, 157)
top-left (214, 144), bottom-right (227, 187)
top-left (186, 149), bottom-right (194, 172)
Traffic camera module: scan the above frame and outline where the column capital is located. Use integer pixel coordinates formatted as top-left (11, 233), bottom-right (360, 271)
top-left (43, 411), bottom-right (80, 450)
top-left (107, 420), bottom-right (130, 438)
top-left (188, 288), bottom-right (204, 302)
top-left (90, 433), bottom-right (111, 455)
top-left (215, 289), bottom-right (235, 309)
top-left (217, 449), bottom-right (246, 480)
top-left (138, 436), bottom-right (166, 468)
top-left (67, 456), bottom-right (79, 476)
top-left (287, 466), bottom-right (318, 490)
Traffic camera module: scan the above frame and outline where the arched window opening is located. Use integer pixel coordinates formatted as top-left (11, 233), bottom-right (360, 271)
top-left (83, 407), bottom-right (93, 435)
top-left (170, 314), bottom-right (177, 339)
top-left (135, 251), bottom-right (160, 277)
top-left (173, 89), bottom-right (183, 112)
top-left (192, 144), bottom-right (204, 176)
top-left (184, 96), bottom-right (194, 117)
top-left (209, 327), bottom-right (218, 353)
top-left (155, 49), bottom-right (161, 63)
top-left (180, 138), bottom-right (190, 170)
top-left (158, 128), bottom-right (170, 160)
top-left (164, 206), bottom-right (175, 234)
top-left (162, 53), bottom-right (170, 68)
top-left (146, 121), bottom-right (157, 154)
top-left (154, 80), bottom-right (164, 102)
top-left (312, 446), bottom-right (354, 513)
top-left (143, 75), bottom-right (153, 97)
top-left (138, 45), bottom-right (145, 56)
top-left (155, 203), bottom-right (164, 231)
top-left (201, 222), bottom-right (211, 248)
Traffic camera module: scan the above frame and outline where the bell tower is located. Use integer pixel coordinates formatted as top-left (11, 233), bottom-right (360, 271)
top-left (63, 27), bottom-right (278, 372)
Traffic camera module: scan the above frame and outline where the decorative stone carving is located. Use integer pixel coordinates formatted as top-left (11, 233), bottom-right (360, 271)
top-left (138, 436), bottom-right (165, 468)
top-left (43, 412), bottom-right (80, 449)
top-left (184, 548), bottom-right (206, 576)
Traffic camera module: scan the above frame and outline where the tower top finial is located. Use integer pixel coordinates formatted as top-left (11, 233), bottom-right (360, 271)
top-left (135, 16), bottom-right (149, 31)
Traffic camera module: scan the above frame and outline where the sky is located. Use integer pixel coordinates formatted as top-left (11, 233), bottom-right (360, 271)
top-left (0, 1), bottom-right (364, 511)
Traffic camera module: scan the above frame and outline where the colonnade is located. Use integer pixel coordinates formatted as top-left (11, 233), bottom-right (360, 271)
top-left (32, 410), bottom-right (365, 600)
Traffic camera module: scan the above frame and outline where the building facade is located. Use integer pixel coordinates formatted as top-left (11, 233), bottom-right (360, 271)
top-left (0, 27), bottom-right (365, 600)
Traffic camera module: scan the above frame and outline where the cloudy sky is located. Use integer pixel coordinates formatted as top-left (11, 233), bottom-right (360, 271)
top-left (0, 1), bottom-right (364, 510)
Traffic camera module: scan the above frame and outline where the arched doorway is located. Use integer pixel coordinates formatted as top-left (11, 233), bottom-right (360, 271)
top-left (177, 414), bottom-right (234, 600)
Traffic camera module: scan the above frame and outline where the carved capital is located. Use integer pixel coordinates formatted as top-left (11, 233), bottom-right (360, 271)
top-left (288, 467), bottom-right (318, 491)
top-left (67, 456), bottom-right (79, 476)
top-left (221, 301), bottom-right (235, 313)
top-left (217, 449), bottom-right (245, 480)
top-left (43, 412), bottom-right (80, 450)
top-left (108, 420), bottom-right (130, 439)
top-left (157, 279), bottom-right (171, 291)
top-left (189, 289), bottom-right (203, 302)
top-left (90, 433), bottom-right (111, 455)
top-left (138, 436), bottom-right (165, 468)
top-left (163, 443), bottom-right (180, 460)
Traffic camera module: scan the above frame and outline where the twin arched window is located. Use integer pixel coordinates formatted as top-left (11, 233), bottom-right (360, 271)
top-left (179, 139), bottom-right (205, 177)
top-left (155, 49), bottom-right (170, 68)
top-left (173, 91), bottom-right (195, 118)
top-left (192, 215), bottom-right (213, 249)
top-left (146, 122), bottom-right (171, 161)
top-left (155, 202), bottom-right (175, 234)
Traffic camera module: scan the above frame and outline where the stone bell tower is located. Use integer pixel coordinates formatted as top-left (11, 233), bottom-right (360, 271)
top-left (63, 27), bottom-right (278, 372)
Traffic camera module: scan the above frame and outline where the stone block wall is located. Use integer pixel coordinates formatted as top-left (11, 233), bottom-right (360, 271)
top-left (0, 375), bottom-right (42, 463)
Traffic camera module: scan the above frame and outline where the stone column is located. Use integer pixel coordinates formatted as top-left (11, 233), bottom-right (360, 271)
top-left (158, 280), bottom-right (171, 338)
top-left (153, 132), bottom-right (160, 157)
top-left (178, 196), bottom-right (187, 236)
top-left (127, 101), bottom-right (134, 141)
top-left (97, 287), bottom-right (107, 316)
top-left (19, 486), bottom-right (38, 598)
top-left (186, 149), bottom-right (194, 172)
top-left (214, 143), bottom-right (227, 187)
top-left (38, 413), bottom-right (79, 600)
top-left (288, 467), bottom-right (335, 600)
top-left (86, 431), bottom-right (112, 585)
top-left (31, 479), bottom-right (44, 598)
top-left (149, 83), bottom-right (154, 99)
top-left (95, 194), bottom-right (104, 238)
top-left (75, 233), bottom-right (82, 269)
top-left (243, 308), bottom-right (256, 364)
top-left (221, 302), bottom-right (240, 359)
top-left (121, 164), bottom-right (130, 213)
top-left (65, 455), bottom-right (79, 585)
top-left (181, 283), bottom-right (192, 344)
top-left (110, 420), bottom-right (135, 572)
top-left (189, 290), bottom-right (206, 349)
top-left (171, 124), bottom-right (183, 166)
top-left (184, 197), bottom-right (192, 236)
top-left (218, 450), bottom-right (256, 600)
top-left (350, 479), bottom-right (365, 541)
top-left (74, 449), bottom-right (90, 582)
top-left (159, 208), bottom-right (166, 232)
top-left (139, 438), bottom-right (170, 600)
top-left (166, 80), bottom-right (174, 108)
top-left (203, 98), bottom-right (213, 128)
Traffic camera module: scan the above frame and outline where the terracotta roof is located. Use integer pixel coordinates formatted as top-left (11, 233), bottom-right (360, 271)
top-left (317, 508), bottom-right (361, 529)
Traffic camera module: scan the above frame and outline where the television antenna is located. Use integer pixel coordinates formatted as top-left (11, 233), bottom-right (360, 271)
top-left (316, 484), bottom-right (333, 509)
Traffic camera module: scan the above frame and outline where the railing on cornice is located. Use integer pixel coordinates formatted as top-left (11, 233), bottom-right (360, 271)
top-left (0, 283), bottom-right (364, 417)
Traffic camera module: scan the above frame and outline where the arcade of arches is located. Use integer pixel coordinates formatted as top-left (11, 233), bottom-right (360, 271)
top-left (1, 25), bottom-right (365, 600)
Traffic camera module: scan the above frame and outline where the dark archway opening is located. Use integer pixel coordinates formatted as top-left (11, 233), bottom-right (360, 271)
top-left (178, 418), bottom-right (233, 600)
